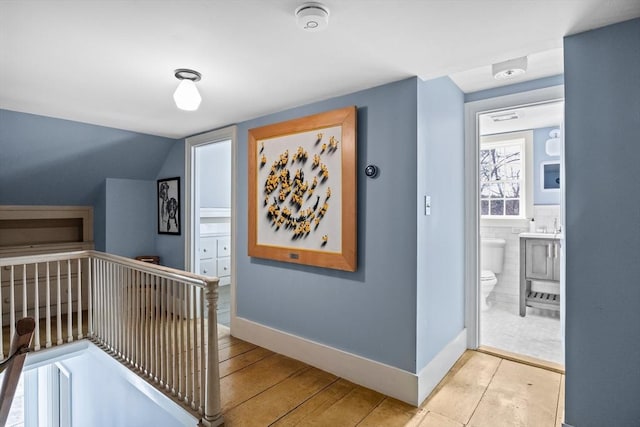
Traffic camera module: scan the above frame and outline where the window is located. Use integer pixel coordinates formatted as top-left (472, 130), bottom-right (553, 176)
top-left (480, 131), bottom-right (532, 219)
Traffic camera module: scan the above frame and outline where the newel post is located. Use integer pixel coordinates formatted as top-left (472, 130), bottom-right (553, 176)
top-left (200, 278), bottom-right (224, 427)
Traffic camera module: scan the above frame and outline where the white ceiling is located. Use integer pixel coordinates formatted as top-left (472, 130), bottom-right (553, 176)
top-left (480, 101), bottom-right (564, 136)
top-left (1, 1), bottom-right (639, 139)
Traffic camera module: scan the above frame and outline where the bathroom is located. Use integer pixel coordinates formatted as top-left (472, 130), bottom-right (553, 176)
top-left (478, 101), bottom-right (564, 366)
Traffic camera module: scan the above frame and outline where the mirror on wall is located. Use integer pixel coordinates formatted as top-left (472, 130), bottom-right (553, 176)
top-left (541, 161), bottom-right (560, 191)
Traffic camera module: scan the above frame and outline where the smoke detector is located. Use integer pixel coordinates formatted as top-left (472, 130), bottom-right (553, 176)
top-left (492, 56), bottom-right (528, 80)
top-left (295, 2), bottom-right (330, 32)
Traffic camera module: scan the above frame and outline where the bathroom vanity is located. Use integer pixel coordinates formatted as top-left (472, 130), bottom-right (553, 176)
top-left (519, 232), bottom-right (562, 316)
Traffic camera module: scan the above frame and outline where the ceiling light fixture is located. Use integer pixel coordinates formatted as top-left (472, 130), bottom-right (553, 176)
top-left (492, 56), bottom-right (528, 80)
top-left (295, 2), bottom-right (330, 32)
top-left (173, 68), bottom-right (202, 111)
top-left (545, 128), bottom-right (562, 156)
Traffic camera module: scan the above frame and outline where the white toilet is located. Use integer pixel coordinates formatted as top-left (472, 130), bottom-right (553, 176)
top-left (480, 237), bottom-right (506, 311)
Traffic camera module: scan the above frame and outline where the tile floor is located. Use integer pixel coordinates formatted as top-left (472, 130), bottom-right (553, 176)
top-left (481, 299), bottom-right (563, 365)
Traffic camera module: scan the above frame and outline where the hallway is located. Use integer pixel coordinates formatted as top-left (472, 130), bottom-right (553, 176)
top-left (219, 329), bottom-right (564, 426)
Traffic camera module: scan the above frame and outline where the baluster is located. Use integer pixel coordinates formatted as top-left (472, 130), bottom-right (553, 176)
top-left (95, 260), bottom-right (101, 340)
top-left (34, 263), bottom-right (41, 351)
top-left (67, 260), bottom-right (72, 343)
top-left (156, 278), bottom-right (162, 386)
top-left (87, 257), bottom-right (93, 338)
top-left (135, 270), bottom-right (141, 369)
top-left (0, 267), bottom-right (4, 359)
top-left (173, 280), bottom-right (179, 396)
top-left (22, 264), bottom-right (27, 319)
top-left (144, 272), bottom-right (149, 374)
top-left (77, 259), bottom-right (83, 340)
top-left (56, 261), bottom-right (63, 345)
top-left (176, 283), bottom-right (184, 399)
top-left (9, 266), bottom-right (15, 341)
top-left (150, 274), bottom-right (155, 378)
top-left (125, 267), bottom-right (131, 363)
top-left (117, 265), bottom-right (123, 356)
top-left (155, 275), bottom-right (161, 382)
top-left (45, 262), bottom-right (52, 348)
top-left (190, 284), bottom-right (197, 409)
top-left (169, 280), bottom-right (176, 395)
top-left (185, 283), bottom-right (192, 404)
top-left (199, 286), bottom-right (206, 414)
top-left (107, 262), bottom-right (113, 351)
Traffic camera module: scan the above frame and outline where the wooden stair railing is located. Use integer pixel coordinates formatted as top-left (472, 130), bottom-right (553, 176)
top-left (0, 317), bottom-right (35, 426)
top-left (0, 251), bottom-right (224, 427)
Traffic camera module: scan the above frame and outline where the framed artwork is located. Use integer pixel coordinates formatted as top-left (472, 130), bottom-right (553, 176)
top-left (158, 177), bottom-right (181, 235)
top-left (248, 106), bottom-right (357, 271)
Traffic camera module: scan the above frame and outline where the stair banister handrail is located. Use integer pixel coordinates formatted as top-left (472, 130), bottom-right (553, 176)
top-left (0, 317), bottom-right (36, 425)
top-left (0, 250), bottom-right (211, 288)
top-left (0, 250), bottom-right (224, 426)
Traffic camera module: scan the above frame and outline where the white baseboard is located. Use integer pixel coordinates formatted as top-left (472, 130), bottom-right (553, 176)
top-left (417, 329), bottom-right (467, 404)
top-left (232, 316), bottom-right (467, 406)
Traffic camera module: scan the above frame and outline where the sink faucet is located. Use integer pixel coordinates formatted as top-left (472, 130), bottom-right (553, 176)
top-left (553, 218), bottom-right (562, 234)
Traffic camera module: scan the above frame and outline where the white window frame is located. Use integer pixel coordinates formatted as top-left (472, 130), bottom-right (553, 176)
top-left (479, 130), bottom-right (533, 225)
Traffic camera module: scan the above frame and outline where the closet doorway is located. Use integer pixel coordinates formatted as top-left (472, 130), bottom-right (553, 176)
top-left (185, 126), bottom-right (236, 328)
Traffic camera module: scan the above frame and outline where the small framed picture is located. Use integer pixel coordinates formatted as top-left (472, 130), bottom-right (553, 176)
top-left (157, 177), bottom-right (181, 235)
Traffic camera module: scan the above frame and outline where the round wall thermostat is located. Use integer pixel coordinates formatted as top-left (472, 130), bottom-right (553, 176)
top-left (365, 164), bottom-right (378, 178)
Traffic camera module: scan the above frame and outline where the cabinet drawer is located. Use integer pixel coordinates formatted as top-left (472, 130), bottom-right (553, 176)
top-left (217, 237), bottom-right (231, 257)
top-left (200, 237), bottom-right (216, 259)
top-left (217, 258), bottom-right (230, 277)
top-left (200, 260), bottom-right (216, 276)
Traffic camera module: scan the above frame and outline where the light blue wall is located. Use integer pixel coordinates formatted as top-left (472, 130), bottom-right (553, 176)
top-left (564, 18), bottom-right (640, 426)
top-left (0, 109), bottom-right (178, 257)
top-left (533, 126), bottom-right (561, 205)
top-left (235, 78), bottom-right (420, 371)
top-left (416, 77), bottom-right (465, 370)
top-left (0, 109), bottom-right (176, 205)
top-left (155, 140), bottom-right (186, 270)
top-left (105, 178), bottom-right (155, 258)
top-left (464, 75), bottom-right (564, 102)
top-left (197, 140), bottom-right (231, 208)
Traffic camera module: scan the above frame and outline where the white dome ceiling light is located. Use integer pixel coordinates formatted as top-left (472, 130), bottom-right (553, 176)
top-left (545, 128), bottom-right (562, 156)
top-left (492, 56), bottom-right (528, 80)
top-left (295, 2), bottom-right (330, 32)
top-left (173, 68), bottom-right (202, 111)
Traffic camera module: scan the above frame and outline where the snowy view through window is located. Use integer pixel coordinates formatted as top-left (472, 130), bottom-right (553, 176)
top-left (480, 143), bottom-right (522, 217)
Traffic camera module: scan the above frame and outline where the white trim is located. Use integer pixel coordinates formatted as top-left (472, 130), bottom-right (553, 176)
top-left (233, 316), bottom-right (419, 405)
top-left (200, 207), bottom-right (231, 218)
top-left (464, 85), bottom-right (564, 350)
top-left (417, 329), bottom-right (467, 404)
top-left (233, 317), bottom-right (468, 406)
top-left (185, 126), bottom-right (238, 335)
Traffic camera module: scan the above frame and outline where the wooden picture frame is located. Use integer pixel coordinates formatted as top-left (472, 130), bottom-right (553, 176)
top-left (248, 106), bottom-right (357, 271)
top-left (157, 177), bottom-right (181, 235)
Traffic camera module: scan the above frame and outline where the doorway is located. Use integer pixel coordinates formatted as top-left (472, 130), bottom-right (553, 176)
top-left (464, 86), bottom-right (565, 367)
top-left (478, 101), bottom-right (564, 365)
top-left (185, 126), bottom-right (236, 329)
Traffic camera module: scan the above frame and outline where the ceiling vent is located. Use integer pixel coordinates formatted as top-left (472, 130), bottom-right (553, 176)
top-left (295, 2), bottom-right (330, 32)
top-left (490, 111), bottom-right (520, 122)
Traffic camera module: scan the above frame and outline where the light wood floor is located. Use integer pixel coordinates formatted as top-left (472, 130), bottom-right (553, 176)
top-left (218, 328), bottom-right (565, 427)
